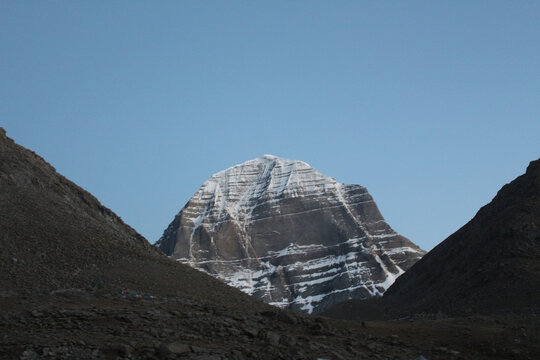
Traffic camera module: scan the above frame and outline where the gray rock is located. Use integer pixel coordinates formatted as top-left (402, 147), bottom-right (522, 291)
top-left (194, 356), bottom-right (222, 360)
top-left (19, 349), bottom-right (38, 360)
top-left (160, 342), bottom-right (191, 355)
top-left (190, 346), bottom-right (205, 353)
top-left (265, 331), bottom-right (280, 346)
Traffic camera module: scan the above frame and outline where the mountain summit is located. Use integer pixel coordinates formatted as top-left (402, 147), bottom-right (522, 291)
top-left (157, 155), bottom-right (424, 313)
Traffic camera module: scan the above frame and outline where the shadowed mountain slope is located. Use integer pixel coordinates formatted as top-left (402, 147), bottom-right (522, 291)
top-left (324, 158), bottom-right (540, 319)
top-left (0, 127), bottom-right (262, 307)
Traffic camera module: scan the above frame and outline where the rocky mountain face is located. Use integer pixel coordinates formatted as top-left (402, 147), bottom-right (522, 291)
top-left (157, 155), bottom-right (425, 314)
top-left (324, 158), bottom-right (540, 319)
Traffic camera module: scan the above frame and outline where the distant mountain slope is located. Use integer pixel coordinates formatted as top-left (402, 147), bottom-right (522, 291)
top-left (325, 158), bottom-right (540, 319)
top-left (157, 154), bottom-right (424, 314)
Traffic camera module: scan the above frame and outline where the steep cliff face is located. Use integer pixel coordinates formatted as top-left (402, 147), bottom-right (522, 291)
top-left (157, 155), bottom-right (424, 313)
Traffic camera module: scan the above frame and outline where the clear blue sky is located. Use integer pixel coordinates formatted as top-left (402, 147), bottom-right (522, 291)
top-left (1, 1), bottom-right (538, 251)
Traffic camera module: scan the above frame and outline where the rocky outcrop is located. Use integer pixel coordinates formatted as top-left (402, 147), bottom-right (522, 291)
top-left (157, 155), bottom-right (424, 313)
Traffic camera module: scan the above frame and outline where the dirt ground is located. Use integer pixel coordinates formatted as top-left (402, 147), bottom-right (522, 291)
top-left (1, 289), bottom-right (539, 360)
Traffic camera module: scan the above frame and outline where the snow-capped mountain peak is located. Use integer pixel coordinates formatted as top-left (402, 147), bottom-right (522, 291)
top-left (157, 156), bottom-right (425, 314)
top-left (193, 156), bottom-right (339, 223)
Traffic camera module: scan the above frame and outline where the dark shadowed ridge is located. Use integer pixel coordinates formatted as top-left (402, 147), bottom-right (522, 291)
top-left (324, 158), bottom-right (540, 320)
top-left (0, 126), bottom-right (264, 308)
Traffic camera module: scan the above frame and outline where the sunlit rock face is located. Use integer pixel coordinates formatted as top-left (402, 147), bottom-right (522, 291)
top-left (157, 155), bottom-right (425, 314)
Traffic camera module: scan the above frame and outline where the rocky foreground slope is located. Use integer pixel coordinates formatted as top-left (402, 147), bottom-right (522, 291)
top-left (325, 158), bottom-right (540, 319)
top-left (157, 155), bottom-right (424, 314)
top-left (0, 127), bottom-right (229, 301)
top-left (1, 129), bottom-right (538, 359)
